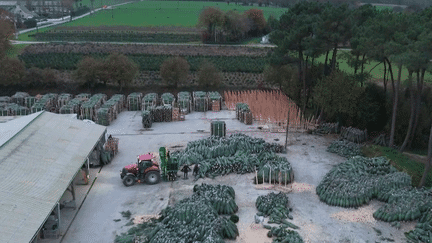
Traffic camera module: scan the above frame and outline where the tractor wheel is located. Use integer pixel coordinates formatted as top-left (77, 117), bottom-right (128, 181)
top-left (145, 171), bottom-right (161, 185)
top-left (123, 175), bottom-right (136, 187)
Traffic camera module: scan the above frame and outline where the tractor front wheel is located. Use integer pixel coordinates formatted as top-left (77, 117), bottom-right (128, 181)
top-left (123, 175), bottom-right (136, 187)
top-left (145, 171), bottom-right (161, 185)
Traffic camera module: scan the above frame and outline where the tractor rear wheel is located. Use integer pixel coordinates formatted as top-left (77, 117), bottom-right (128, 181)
top-left (145, 171), bottom-right (161, 185)
top-left (123, 175), bottom-right (136, 187)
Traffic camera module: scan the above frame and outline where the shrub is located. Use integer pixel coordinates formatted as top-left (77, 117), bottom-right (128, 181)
top-left (71, 6), bottom-right (91, 17)
top-left (0, 57), bottom-right (26, 86)
top-left (197, 59), bottom-right (223, 88)
top-left (160, 56), bottom-right (190, 88)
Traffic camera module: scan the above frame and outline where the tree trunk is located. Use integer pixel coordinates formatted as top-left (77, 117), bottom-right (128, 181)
top-left (360, 53), bottom-right (366, 75)
top-left (408, 69), bottom-right (425, 149)
top-left (324, 50), bottom-right (329, 75)
top-left (399, 70), bottom-right (415, 153)
top-left (299, 48), bottom-right (306, 113)
top-left (418, 118), bottom-right (432, 188)
top-left (383, 59), bottom-right (387, 94)
top-left (389, 60), bottom-right (400, 148)
top-left (330, 45), bottom-right (338, 73)
top-left (354, 53), bottom-right (360, 74)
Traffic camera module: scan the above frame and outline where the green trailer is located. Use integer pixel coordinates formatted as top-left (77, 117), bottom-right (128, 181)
top-left (159, 147), bottom-right (179, 182)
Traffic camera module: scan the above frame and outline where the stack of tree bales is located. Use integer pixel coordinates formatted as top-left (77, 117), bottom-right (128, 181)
top-left (193, 91), bottom-right (209, 112)
top-left (24, 96), bottom-right (38, 109)
top-left (111, 94), bottom-right (126, 113)
top-left (141, 110), bottom-right (152, 128)
top-left (0, 103), bottom-right (29, 116)
top-left (340, 126), bottom-right (368, 144)
top-left (57, 93), bottom-right (73, 110)
top-left (100, 94), bottom-right (124, 120)
top-left (161, 93), bottom-right (175, 107)
top-left (127, 92), bottom-right (142, 111)
top-left (76, 93), bottom-right (91, 101)
top-left (236, 103), bottom-right (250, 123)
top-left (11, 92), bottom-right (29, 106)
top-left (207, 91), bottom-right (222, 111)
top-left (150, 105), bottom-right (173, 122)
top-left (0, 96), bottom-right (9, 104)
top-left (80, 93), bottom-right (107, 121)
top-left (96, 108), bottom-right (112, 126)
top-left (31, 93), bottom-right (58, 113)
top-left (142, 93), bottom-right (158, 111)
top-left (313, 122), bottom-right (340, 135)
top-left (59, 98), bottom-right (84, 114)
top-left (178, 91), bottom-right (192, 114)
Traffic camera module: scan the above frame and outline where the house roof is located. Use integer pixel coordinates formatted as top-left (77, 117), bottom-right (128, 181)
top-left (0, 111), bottom-right (107, 243)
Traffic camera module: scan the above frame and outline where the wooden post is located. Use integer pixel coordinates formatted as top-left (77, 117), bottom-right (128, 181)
top-left (285, 104), bottom-right (289, 149)
top-left (269, 167), bottom-right (271, 185)
top-left (255, 166), bottom-right (258, 185)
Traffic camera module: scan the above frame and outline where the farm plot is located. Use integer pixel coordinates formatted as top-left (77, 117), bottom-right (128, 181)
top-left (18, 43), bottom-right (271, 72)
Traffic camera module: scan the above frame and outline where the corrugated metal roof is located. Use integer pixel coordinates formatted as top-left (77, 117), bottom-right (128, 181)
top-left (0, 111), bottom-right (42, 148)
top-left (0, 111), bottom-right (107, 243)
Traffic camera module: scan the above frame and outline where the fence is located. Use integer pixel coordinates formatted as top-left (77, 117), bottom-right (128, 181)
top-left (224, 89), bottom-right (318, 132)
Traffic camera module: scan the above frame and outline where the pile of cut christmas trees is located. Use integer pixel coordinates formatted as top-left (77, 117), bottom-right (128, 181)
top-left (170, 133), bottom-right (289, 183)
top-left (114, 183), bottom-right (240, 243)
top-left (323, 124), bottom-right (366, 158)
top-left (256, 192), bottom-right (304, 242)
top-left (316, 155), bottom-right (432, 242)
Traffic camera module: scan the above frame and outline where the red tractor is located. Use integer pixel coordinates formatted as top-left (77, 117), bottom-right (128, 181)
top-left (120, 153), bottom-right (161, 186)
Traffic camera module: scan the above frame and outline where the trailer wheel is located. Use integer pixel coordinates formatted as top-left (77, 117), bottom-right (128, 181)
top-left (145, 171), bottom-right (161, 185)
top-left (123, 175), bottom-right (136, 187)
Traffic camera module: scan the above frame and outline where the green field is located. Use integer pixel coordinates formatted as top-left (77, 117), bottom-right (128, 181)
top-left (16, 1), bottom-right (287, 41)
top-left (5, 44), bottom-right (29, 58)
top-left (305, 50), bottom-right (432, 84)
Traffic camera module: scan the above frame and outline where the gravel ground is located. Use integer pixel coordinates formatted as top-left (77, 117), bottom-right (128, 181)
top-left (60, 110), bottom-right (416, 243)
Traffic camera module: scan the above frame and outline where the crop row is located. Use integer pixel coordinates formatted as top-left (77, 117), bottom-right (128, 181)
top-left (29, 32), bottom-right (201, 43)
top-left (20, 43), bottom-right (271, 57)
top-left (18, 53), bottom-right (269, 73)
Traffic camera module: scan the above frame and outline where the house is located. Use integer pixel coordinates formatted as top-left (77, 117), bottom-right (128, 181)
top-left (0, 1), bottom-right (39, 19)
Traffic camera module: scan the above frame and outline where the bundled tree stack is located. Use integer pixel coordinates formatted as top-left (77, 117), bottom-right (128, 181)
top-left (207, 91), bottom-right (222, 111)
top-left (75, 93), bottom-right (91, 101)
top-left (80, 93), bottom-right (107, 121)
top-left (11, 92), bottom-right (29, 107)
top-left (0, 96), bottom-right (10, 105)
top-left (340, 126), bottom-right (368, 144)
top-left (115, 183), bottom-right (239, 243)
top-left (31, 93), bottom-right (58, 113)
top-left (161, 93), bottom-right (175, 107)
top-left (171, 133), bottom-right (291, 183)
top-left (142, 93), bottom-right (158, 111)
top-left (57, 93), bottom-right (73, 110)
top-left (313, 122), bottom-right (340, 135)
top-left (141, 110), bottom-right (152, 128)
top-left (59, 98), bottom-right (84, 114)
top-left (236, 103), bottom-right (250, 123)
top-left (127, 92), bottom-right (142, 111)
top-left (193, 91), bottom-right (209, 112)
top-left (178, 91), bottom-right (192, 114)
top-left (163, 105), bottom-right (173, 122)
top-left (0, 103), bottom-right (29, 116)
top-left (96, 108), bottom-right (112, 126)
top-left (327, 139), bottom-right (363, 158)
top-left (24, 96), bottom-right (38, 109)
top-left (108, 94), bottom-right (126, 118)
top-left (100, 94), bottom-right (125, 122)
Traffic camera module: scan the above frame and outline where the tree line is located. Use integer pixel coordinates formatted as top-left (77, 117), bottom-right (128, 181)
top-left (266, 1), bottom-right (432, 187)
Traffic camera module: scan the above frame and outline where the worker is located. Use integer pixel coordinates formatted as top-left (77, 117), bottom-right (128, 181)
top-left (193, 164), bottom-right (199, 176)
top-left (181, 164), bottom-right (190, 179)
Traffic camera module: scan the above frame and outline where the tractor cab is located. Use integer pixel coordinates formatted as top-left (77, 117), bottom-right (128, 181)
top-left (137, 153), bottom-right (159, 172)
